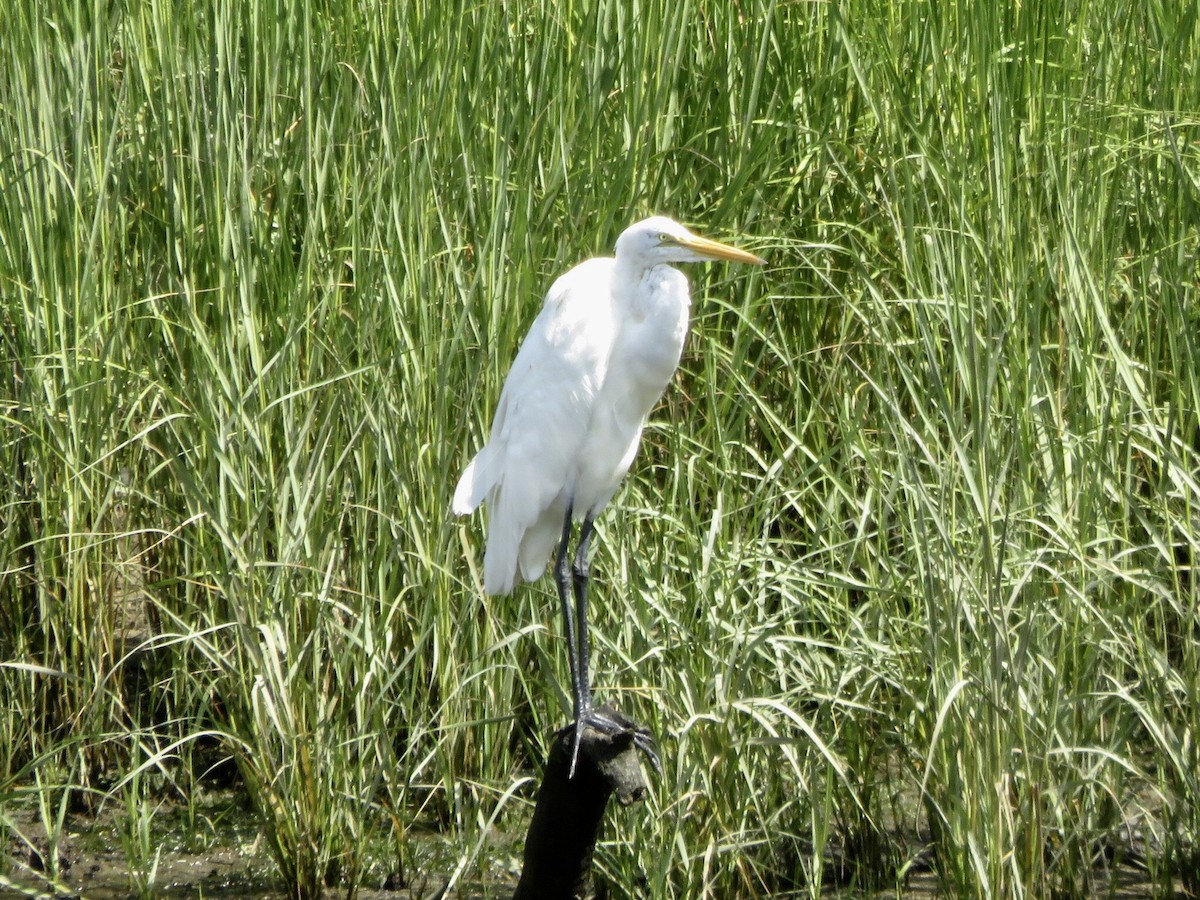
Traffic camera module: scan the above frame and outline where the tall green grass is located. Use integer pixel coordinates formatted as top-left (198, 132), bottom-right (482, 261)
top-left (2, 0), bottom-right (1196, 896)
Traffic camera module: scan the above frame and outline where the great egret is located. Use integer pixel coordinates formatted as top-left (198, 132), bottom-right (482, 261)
top-left (454, 216), bottom-right (764, 773)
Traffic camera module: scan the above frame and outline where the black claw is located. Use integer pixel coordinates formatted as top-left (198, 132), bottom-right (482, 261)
top-left (563, 706), bottom-right (660, 778)
top-left (632, 729), bottom-right (662, 773)
top-left (568, 720), bottom-right (585, 778)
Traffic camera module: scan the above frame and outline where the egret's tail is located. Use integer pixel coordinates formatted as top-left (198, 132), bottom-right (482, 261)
top-left (455, 446), bottom-right (567, 596)
top-left (452, 457), bottom-right (480, 514)
top-left (482, 528), bottom-right (519, 595)
top-left (454, 445), bottom-right (501, 515)
top-left (481, 499), bottom-right (562, 595)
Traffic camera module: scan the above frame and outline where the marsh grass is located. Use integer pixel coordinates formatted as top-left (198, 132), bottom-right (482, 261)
top-left (2, 0), bottom-right (1197, 896)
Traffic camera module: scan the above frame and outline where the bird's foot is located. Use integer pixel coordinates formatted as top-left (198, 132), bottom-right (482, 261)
top-left (563, 703), bottom-right (661, 779)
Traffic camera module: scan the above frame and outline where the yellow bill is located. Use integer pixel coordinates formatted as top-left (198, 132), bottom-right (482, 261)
top-left (676, 231), bottom-right (766, 266)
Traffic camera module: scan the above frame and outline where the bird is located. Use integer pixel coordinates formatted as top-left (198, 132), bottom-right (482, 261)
top-left (453, 216), bottom-right (764, 774)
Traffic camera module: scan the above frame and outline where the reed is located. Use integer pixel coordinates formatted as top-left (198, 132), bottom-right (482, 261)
top-left (2, 0), bottom-right (1196, 896)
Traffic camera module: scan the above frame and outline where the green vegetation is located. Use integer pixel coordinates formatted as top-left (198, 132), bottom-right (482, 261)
top-left (2, 0), bottom-right (1197, 896)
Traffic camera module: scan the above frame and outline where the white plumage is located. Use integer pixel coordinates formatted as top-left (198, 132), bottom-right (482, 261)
top-left (454, 216), bottom-right (763, 593)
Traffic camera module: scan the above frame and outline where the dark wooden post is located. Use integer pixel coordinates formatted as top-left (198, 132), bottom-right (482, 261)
top-left (512, 705), bottom-right (657, 900)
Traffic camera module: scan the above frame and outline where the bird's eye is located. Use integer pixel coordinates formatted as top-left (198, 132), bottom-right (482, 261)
top-left (658, 232), bottom-right (673, 243)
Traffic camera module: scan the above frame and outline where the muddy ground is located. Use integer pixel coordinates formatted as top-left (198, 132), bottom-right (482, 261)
top-left (1, 793), bottom-right (1187, 898)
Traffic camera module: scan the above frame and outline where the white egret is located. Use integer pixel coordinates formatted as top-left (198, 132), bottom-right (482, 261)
top-left (454, 216), bottom-right (764, 773)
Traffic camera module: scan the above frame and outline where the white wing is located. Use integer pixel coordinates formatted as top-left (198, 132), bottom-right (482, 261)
top-left (454, 258), bottom-right (617, 594)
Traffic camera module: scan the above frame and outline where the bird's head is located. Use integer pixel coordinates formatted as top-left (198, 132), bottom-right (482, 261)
top-left (615, 216), bottom-right (765, 268)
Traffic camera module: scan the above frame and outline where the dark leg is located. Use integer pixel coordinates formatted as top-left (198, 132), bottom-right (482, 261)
top-left (557, 510), bottom-right (662, 778)
top-left (563, 514), bottom-right (594, 776)
top-left (553, 502), bottom-right (581, 721)
top-left (569, 515), bottom-right (662, 775)
top-left (571, 514), bottom-right (597, 714)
